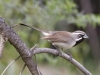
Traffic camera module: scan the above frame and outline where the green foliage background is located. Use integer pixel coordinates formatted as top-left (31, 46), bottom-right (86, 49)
top-left (0, 0), bottom-right (100, 75)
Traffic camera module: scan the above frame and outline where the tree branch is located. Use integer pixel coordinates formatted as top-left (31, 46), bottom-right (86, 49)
top-left (1, 56), bottom-right (20, 75)
top-left (0, 17), bottom-right (92, 75)
top-left (0, 17), bottom-right (39, 75)
top-left (32, 48), bottom-right (92, 75)
top-left (19, 64), bottom-right (26, 75)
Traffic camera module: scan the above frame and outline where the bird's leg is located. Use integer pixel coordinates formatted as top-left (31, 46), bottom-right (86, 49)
top-left (53, 45), bottom-right (62, 56)
top-left (67, 52), bottom-right (72, 62)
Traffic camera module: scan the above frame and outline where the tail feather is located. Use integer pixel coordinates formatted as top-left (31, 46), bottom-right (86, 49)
top-left (19, 23), bottom-right (52, 36)
top-left (42, 32), bottom-right (50, 36)
top-left (41, 37), bottom-right (49, 40)
top-left (19, 23), bottom-right (43, 32)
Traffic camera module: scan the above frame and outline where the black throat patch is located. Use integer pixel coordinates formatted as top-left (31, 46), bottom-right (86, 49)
top-left (73, 38), bottom-right (84, 46)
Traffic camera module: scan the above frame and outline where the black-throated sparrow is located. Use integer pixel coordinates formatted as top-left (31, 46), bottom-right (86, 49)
top-left (19, 23), bottom-right (88, 50)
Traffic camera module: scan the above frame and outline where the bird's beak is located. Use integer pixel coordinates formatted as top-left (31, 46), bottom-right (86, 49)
top-left (83, 34), bottom-right (89, 38)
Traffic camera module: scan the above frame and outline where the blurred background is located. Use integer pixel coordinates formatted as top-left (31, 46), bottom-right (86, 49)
top-left (0, 0), bottom-right (100, 75)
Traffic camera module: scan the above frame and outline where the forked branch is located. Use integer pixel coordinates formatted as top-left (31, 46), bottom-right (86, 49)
top-left (0, 17), bottom-right (92, 75)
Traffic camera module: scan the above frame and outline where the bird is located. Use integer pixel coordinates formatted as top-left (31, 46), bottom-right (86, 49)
top-left (19, 23), bottom-right (88, 52)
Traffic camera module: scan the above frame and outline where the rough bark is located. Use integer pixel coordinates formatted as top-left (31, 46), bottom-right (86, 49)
top-left (0, 17), bottom-right (39, 75)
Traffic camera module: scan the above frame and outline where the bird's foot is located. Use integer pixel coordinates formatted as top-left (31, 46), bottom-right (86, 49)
top-left (53, 45), bottom-right (62, 56)
top-left (57, 49), bottom-right (62, 55)
top-left (54, 48), bottom-right (62, 57)
top-left (67, 53), bottom-right (73, 62)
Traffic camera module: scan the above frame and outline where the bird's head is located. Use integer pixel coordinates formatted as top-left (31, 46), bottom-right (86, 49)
top-left (72, 30), bottom-right (88, 46)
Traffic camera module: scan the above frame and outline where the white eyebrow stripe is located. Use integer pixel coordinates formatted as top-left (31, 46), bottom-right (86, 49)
top-left (71, 33), bottom-right (83, 41)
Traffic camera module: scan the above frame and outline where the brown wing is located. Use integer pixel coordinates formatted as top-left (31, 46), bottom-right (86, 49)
top-left (42, 31), bottom-right (74, 43)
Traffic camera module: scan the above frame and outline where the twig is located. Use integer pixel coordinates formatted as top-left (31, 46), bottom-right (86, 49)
top-left (19, 64), bottom-right (26, 75)
top-left (11, 24), bottom-right (19, 28)
top-left (30, 44), bottom-right (38, 55)
top-left (30, 44), bottom-right (38, 67)
top-left (18, 44), bottom-right (41, 75)
top-left (1, 56), bottom-right (20, 75)
top-left (32, 48), bottom-right (92, 75)
top-left (18, 44), bottom-right (39, 75)
top-left (30, 45), bottom-right (43, 75)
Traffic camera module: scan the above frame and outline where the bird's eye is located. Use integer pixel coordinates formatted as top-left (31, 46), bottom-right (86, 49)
top-left (78, 34), bottom-right (82, 38)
